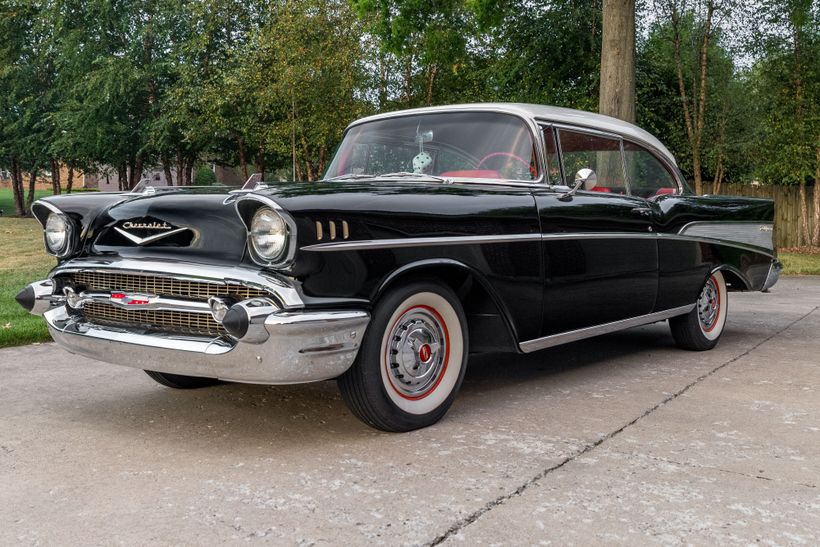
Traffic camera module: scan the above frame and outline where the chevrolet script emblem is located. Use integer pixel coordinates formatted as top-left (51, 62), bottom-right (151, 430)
top-left (114, 219), bottom-right (189, 246)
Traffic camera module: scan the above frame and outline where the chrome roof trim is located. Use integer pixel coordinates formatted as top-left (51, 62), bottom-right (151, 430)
top-left (351, 103), bottom-right (677, 167)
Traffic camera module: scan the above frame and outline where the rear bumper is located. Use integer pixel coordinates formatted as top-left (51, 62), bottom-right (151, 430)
top-left (763, 260), bottom-right (782, 291)
top-left (44, 305), bottom-right (369, 384)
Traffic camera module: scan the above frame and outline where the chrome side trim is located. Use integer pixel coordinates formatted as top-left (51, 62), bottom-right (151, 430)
top-left (301, 230), bottom-right (776, 257)
top-left (302, 233), bottom-right (543, 252)
top-left (45, 305), bottom-right (370, 385)
top-left (678, 221), bottom-right (774, 251)
top-left (519, 304), bottom-right (694, 353)
top-left (49, 257), bottom-right (304, 308)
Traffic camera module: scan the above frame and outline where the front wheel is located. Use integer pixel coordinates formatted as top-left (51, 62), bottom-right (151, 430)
top-left (669, 270), bottom-right (728, 351)
top-left (338, 281), bottom-right (468, 432)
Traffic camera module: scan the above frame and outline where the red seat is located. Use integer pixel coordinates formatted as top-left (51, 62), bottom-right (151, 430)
top-left (654, 187), bottom-right (676, 196)
top-left (439, 170), bottom-right (502, 179)
top-left (590, 186), bottom-right (612, 193)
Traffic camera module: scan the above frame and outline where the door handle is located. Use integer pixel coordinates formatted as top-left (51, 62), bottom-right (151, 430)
top-left (631, 207), bottom-right (653, 216)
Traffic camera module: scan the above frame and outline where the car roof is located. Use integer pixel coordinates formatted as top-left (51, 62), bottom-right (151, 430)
top-left (351, 103), bottom-right (677, 167)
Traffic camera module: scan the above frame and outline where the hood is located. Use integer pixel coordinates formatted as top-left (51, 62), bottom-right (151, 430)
top-left (89, 189), bottom-right (248, 265)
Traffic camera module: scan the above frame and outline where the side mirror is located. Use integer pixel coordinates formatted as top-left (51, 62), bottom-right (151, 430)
top-left (559, 168), bottom-right (597, 200)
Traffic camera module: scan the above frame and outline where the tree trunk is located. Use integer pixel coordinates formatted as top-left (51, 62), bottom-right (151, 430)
top-left (127, 157), bottom-right (137, 191)
top-left (378, 50), bottom-right (388, 109)
top-left (599, 0), bottom-right (636, 123)
top-left (184, 156), bottom-right (195, 186)
top-left (176, 148), bottom-right (184, 186)
top-left (162, 155), bottom-right (174, 186)
top-left (118, 163), bottom-right (128, 191)
top-left (10, 157), bottom-right (25, 216)
top-left (300, 134), bottom-right (315, 181)
top-left (27, 168), bottom-right (38, 212)
top-left (255, 152), bottom-right (265, 179)
top-left (713, 159), bottom-right (723, 195)
top-left (426, 64), bottom-right (438, 106)
top-left (238, 137), bottom-right (248, 181)
top-left (133, 157), bottom-right (144, 187)
top-left (799, 181), bottom-right (810, 247)
top-left (812, 140), bottom-right (820, 247)
top-left (402, 54), bottom-right (413, 105)
top-left (51, 159), bottom-right (62, 195)
top-left (669, 2), bottom-right (714, 196)
top-left (66, 166), bottom-right (74, 193)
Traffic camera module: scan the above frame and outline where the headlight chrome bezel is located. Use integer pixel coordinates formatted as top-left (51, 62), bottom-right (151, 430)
top-left (249, 207), bottom-right (288, 262)
top-left (236, 195), bottom-right (297, 269)
top-left (43, 211), bottom-right (77, 258)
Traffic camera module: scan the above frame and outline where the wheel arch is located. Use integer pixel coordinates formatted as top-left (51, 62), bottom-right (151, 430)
top-left (711, 264), bottom-right (751, 291)
top-left (373, 259), bottom-right (519, 353)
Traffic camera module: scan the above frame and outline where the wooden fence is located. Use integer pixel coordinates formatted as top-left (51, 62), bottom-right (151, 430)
top-left (701, 183), bottom-right (816, 249)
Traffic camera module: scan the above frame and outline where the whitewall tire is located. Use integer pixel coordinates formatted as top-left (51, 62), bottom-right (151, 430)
top-left (338, 281), bottom-right (468, 431)
top-left (669, 270), bottom-right (728, 351)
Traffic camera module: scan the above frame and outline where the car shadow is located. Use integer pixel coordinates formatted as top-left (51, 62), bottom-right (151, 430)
top-left (62, 323), bottom-right (678, 447)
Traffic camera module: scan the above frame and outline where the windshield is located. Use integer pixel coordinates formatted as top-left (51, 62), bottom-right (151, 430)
top-left (324, 112), bottom-right (540, 182)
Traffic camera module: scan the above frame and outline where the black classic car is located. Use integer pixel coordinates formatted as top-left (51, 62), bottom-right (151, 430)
top-left (17, 104), bottom-right (780, 431)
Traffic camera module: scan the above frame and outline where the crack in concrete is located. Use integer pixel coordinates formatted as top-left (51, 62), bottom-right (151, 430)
top-left (427, 305), bottom-right (819, 546)
top-left (609, 450), bottom-right (817, 489)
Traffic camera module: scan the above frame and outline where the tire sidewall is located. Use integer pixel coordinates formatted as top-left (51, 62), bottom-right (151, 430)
top-left (357, 282), bottom-right (468, 428)
top-left (699, 271), bottom-right (728, 342)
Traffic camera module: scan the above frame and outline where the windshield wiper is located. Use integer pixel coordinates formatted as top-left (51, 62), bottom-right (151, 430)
top-left (324, 173), bottom-right (375, 182)
top-left (378, 172), bottom-right (450, 183)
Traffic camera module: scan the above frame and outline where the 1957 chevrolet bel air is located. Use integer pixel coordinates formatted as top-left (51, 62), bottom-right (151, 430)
top-left (17, 103), bottom-right (780, 431)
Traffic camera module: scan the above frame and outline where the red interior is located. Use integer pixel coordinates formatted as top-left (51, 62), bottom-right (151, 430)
top-left (439, 170), bottom-right (502, 179)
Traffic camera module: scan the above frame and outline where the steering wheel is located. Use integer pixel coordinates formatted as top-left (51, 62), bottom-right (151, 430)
top-left (477, 152), bottom-right (537, 178)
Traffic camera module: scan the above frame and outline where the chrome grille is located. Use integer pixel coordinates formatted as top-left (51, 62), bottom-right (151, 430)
top-left (69, 271), bottom-right (269, 300)
top-left (83, 302), bottom-right (226, 336)
top-left (65, 271), bottom-right (272, 337)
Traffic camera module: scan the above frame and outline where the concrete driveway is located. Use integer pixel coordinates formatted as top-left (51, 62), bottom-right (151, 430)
top-left (1, 277), bottom-right (818, 546)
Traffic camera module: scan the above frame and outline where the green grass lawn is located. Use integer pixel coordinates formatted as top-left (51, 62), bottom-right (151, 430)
top-left (779, 252), bottom-right (820, 275)
top-left (0, 187), bottom-right (50, 215)
top-left (0, 216), bottom-right (57, 347)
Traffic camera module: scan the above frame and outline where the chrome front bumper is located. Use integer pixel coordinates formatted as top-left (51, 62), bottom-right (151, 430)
top-left (43, 305), bottom-right (369, 384)
top-left (19, 258), bottom-right (370, 384)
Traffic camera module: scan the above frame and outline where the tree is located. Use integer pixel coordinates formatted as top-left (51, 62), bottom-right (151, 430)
top-left (599, 0), bottom-right (636, 122)
top-left (652, 0), bottom-right (733, 195)
top-left (749, 0), bottom-right (819, 246)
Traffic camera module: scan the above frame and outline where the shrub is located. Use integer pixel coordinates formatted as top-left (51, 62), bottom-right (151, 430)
top-left (193, 167), bottom-right (217, 186)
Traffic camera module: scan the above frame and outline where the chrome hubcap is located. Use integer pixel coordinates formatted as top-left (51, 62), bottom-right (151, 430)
top-left (698, 277), bottom-right (719, 331)
top-left (387, 308), bottom-right (446, 397)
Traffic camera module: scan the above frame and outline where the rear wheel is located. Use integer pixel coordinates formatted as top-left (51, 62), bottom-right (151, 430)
top-left (338, 281), bottom-right (468, 432)
top-left (669, 271), bottom-right (728, 351)
top-left (144, 370), bottom-right (221, 389)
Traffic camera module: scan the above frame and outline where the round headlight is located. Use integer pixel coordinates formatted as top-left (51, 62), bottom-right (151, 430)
top-left (250, 208), bottom-right (288, 261)
top-left (45, 213), bottom-right (70, 254)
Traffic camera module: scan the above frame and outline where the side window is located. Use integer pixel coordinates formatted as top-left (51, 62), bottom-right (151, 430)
top-left (557, 129), bottom-right (625, 194)
top-left (623, 141), bottom-right (679, 198)
top-left (542, 126), bottom-right (561, 184)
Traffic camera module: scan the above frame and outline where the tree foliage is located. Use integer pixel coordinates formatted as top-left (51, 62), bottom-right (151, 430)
top-left (0, 0), bottom-right (816, 237)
